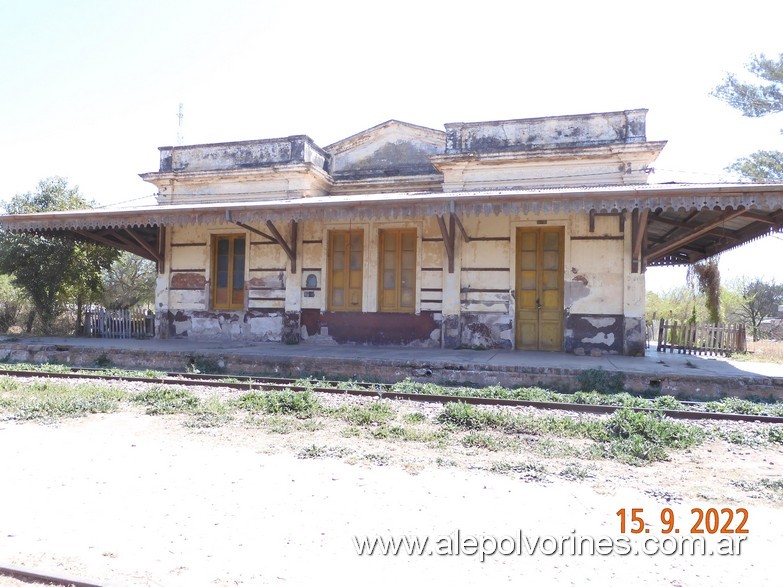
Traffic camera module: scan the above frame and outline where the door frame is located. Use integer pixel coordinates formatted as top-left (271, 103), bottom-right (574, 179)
top-left (510, 219), bottom-right (571, 351)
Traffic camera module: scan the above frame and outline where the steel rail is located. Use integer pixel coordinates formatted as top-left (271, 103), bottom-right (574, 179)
top-left (0, 563), bottom-right (102, 587)
top-left (1, 368), bottom-right (782, 424)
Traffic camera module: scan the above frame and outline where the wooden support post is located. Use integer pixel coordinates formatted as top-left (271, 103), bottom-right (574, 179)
top-left (157, 226), bottom-right (166, 273)
top-left (631, 208), bottom-right (649, 273)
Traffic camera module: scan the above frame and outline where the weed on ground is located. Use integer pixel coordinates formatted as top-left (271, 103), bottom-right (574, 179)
top-left (0, 378), bottom-right (126, 421)
top-left (131, 386), bottom-right (200, 415)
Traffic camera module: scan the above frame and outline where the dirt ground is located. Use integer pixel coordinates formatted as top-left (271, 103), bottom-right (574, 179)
top-left (0, 401), bottom-right (782, 586)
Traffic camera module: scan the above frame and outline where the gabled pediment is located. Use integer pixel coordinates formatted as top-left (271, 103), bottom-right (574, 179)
top-left (325, 120), bottom-right (446, 180)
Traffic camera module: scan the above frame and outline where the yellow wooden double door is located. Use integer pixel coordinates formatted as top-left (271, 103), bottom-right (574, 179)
top-left (515, 227), bottom-right (564, 351)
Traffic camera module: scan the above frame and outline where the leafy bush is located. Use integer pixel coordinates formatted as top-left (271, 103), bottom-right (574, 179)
top-left (769, 427), bottom-right (783, 444)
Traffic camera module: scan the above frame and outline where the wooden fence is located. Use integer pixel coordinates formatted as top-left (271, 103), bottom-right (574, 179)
top-left (84, 307), bottom-right (155, 339)
top-left (655, 319), bottom-right (746, 356)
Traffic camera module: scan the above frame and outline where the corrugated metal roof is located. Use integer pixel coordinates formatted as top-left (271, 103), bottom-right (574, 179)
top-left (1, 182), bottom-right (782, 232)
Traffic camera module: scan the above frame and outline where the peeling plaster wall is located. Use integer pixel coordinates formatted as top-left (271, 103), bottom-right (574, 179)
top-left (158, 224), bottom-right (287, 341)
top-left (457, 214), bottom-right (512, 349)
top-left (156, 210), bottom-right (646, 354)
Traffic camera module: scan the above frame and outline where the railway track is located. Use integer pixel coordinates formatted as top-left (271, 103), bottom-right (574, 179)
top-left (1, 367), bottom-right (782, 424)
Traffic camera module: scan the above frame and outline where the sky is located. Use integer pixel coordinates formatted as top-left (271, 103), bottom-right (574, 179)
top-left (1, 0), bottom-right (782, 293)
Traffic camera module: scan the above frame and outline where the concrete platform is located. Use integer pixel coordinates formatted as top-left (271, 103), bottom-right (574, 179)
top-left (1, 336), bottom-right (782, 400)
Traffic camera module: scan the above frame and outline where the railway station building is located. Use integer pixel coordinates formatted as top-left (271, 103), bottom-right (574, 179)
top-left (2, 109), bottom-right (782, 356)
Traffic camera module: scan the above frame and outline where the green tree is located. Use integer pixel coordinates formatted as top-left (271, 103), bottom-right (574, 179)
top-left (730, 278), bottom-right (783, 341)
top-left (646, 286), bottom-right (711, 323)
top-left (713, 53), bottom-right (783, 182)
top-left (0, 177), bottom-right (120, 334)
top-left (102, 251), bottom-right (156, 309)
top-left (0, 274), bottom-right (29, 333)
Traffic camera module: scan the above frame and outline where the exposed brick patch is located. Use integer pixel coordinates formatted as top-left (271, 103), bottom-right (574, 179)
top-left (171, 273), bottom-right (206, 289)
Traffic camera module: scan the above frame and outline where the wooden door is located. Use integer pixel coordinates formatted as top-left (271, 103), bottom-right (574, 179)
top-left (515, 227), bottom-right (564, 351)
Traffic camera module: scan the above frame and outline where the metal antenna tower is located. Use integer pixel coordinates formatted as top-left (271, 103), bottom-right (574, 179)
top-left (177, 103), bottom-right (184, 145)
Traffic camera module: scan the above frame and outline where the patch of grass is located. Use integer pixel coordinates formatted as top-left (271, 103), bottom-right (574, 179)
top-left (559, 463), bottom-right (596, 481)
top-left (603, 409), bottom-right (703, 450)
top-left (391, 378), bottom-right (692, 413)
top-left (333, 401), bottom-right (396, 426)
top-left (437, 402), bottom-right (496, 429)
top-left (461, 431), bottom-right (518, 452)
top-left (297, 444), bottom-right (350, 459)
top-left (531, 438), bottom-right (582, 458)
top-left (599, 409), bottom-right (704, 465)
top-left (300, 419), bottom-right (325, 432)
top-left (184, 395), bottom-right (233, 428)
top-left (235, 389), bottom-right (320, 418)
top-left (298, 445), bottom-right (324, 459)
top-left (711, 426), bottom-right (771, 446)
top-left (437, 402), bottom-right (603, 438)
top-left (769, 427), bottom-right (783, 444)
top-left (4, 382), bottom-right (126, 421)
top-left (598, 436), bottom-right (669, 464)
top-left (262, 415), bottom-right (295, 434)
top-left (403, 412), bottom-right (428, 424)
top-left (341, 425), bottom-right (361, 438)
top-left (705, 397), bottom-right (766, 416)
top-left (439, 403), bottom-right (704, 465)
top-left (1, 362), bottom-right (72, 374)
top-left (131, 386), bottom-right (200, 415)
top-left (652, 395), bottom-right (685, 410)
top-left (489, 461), bottom-right (548, 481)
top-left (371, 424), bottom-right (447, 444)
top-left (732, 478), bottom-right (783, 497)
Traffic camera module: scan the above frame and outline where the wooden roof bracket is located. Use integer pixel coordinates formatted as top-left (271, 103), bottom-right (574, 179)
top-left (437, 205), bottom-right (470, 273)
top-left (436, 214), bottom-right (456, 273)
top-left (233, 218), bottom-right (298, 274)
top-left (452, 213), bottom-right (472, 243)
top-left (71, 229), bottom-right (151, 262)
top-left (124, 228), bottom-right (163, 269)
